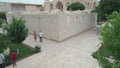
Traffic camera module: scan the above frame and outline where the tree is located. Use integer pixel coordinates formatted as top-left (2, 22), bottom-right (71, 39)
top-left (67, 2), bottom-right (85, 11)
top-left (98, 0), bottom-right (120, 21)
top-left (92, 11), bottom-right (120, 68)
top-left (101, 11), bottom-right (120, 60)
top-left (6, 17), bottom-right (28, 43)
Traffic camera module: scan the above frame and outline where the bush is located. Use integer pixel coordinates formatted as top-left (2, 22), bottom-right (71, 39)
top-left (92, 52), bottom-right (100, 59)
top-left (33, 45), bottom-right (41, 53)
top-left (113, 61), bottom-right (120, 68)
top-left (0, 34), bottom-right (11, 52)
top-left (100, 11), bottom-right (120, 60)
top-left (98, 0), bottom-right (120, 21)
top-left (92, 51), bottom-right (113, 68)
top-left (92, 11), bottom-right (120, 68)
top-left (67, 2), bottom-right (85, 11)
top-left (6, 17), bottom-right (28, 43)
top-left (0, 12), bottom-right (6, 20)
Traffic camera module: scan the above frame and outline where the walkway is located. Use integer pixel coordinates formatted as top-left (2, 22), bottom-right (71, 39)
top-left (7, 28), bottom-right (101, 68)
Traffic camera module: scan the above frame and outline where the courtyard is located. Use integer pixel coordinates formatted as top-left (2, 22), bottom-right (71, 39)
top-left (7, 28), bottom-right (101, 68)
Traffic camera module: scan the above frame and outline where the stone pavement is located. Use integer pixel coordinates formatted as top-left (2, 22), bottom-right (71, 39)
top-left (7, 28), bottom-right (101, 68)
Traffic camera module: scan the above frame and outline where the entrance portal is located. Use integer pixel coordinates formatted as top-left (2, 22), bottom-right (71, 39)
top-left (56, 1), bottom-right (63, 11)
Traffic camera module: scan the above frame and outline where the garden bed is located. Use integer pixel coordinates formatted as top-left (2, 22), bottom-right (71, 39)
top-left (0, 34), bottom-right (34, 66)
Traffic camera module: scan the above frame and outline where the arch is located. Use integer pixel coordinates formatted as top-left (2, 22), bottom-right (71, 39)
top-left (56, 1), bottom-right (63, 11)
top-left (50, 4), bottom-right (53, 9)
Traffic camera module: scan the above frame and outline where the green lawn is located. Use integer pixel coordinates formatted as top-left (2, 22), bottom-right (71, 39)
top-left (0, 34), bottom-right (34, 66)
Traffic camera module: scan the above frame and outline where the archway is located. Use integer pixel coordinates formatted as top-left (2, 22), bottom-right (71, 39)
top-left (56, 1), bottom-right (63, 11)
top-left (50, 4), bottom-right (53, 9)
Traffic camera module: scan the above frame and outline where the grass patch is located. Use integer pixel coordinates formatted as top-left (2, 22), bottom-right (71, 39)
top-left (9, 43), bottom-right (33, 60)
top-left (0, 34), bottom-right (34, 66)
top-left (2, 43), bottom-right (34, 66)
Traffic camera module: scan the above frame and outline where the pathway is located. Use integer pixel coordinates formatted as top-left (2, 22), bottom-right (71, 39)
top-left (7, 28), bottom-right (101, 68)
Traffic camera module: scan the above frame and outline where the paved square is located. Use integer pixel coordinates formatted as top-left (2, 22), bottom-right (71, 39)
top-left (7, 28), bottom-right (101, 68)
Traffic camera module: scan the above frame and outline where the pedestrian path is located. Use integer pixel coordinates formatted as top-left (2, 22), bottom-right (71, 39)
top-left (7, 28), bottom-right (101, 68)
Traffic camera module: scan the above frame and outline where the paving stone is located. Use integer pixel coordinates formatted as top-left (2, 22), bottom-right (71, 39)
top-left (7, 28), bottom-right (101, 68)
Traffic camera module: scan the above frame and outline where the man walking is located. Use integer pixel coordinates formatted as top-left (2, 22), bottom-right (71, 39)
top-left (11, 52), bottom-right (17, 67)
top-left (33, 30), bottom-right (37, 42)
top-left (39, 31), bottom-right (43, 42)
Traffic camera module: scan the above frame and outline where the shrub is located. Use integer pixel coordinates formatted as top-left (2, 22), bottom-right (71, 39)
top-left (6, 17), bottom-right (28, 43)
top-left (33, 45), bottom-right (41, 53)
top-left (92, 11), bottom-right (120, 68)
top-left (92, 51), bottom-right (113, 68)
top-left (67, 2), bottom-right (85, 11)
top-left (100, 11), bottom-right (120, 60)
top-left (113, 61), bottom-right (120, 68)
top-left (92, 52), bottom-right (100, 59)
top-left (0, 12), bottom-right (6, 20)
top-left (33, 46), bottom-right (41, 53)
top-left (0, 34), bottom-right (11, 52)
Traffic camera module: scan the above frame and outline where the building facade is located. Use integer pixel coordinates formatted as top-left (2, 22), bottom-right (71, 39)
top-left (44, 0), bottom-right (98, 11)
top-left (6, 11), bottom-right (97, 41)
top-left (0, 2), bottom-right (43, 12)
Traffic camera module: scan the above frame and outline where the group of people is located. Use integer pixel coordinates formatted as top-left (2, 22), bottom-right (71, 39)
top-left (34, 31), bottom-right (43, 42)
top-left (0, 52), bottom-right (17, 68)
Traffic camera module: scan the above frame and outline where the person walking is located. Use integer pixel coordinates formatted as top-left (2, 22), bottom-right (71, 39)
top-left (33, 30), bottom-right (37, 42)
top-left (0, 53), bottom-right (5, 68)
top-left (39, 31), bottom-right (43, 42)
top-left (11, 52), bottom-right (16, 67)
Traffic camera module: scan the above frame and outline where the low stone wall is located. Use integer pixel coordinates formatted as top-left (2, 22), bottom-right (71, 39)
top-left (6, 12), bottom-right (97, 41)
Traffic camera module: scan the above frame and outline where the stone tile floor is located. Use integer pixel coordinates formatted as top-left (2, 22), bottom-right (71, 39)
top-left (7, 28), bottom-right (101, 68)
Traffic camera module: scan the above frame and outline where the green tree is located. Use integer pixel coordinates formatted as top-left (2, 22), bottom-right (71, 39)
top-left (6, 17), bottom-right (28, 43)
top-left (101, 11), bottom-right (120, 60)
top-left (67, 2), bottom-right (85, 11)
top-left (98, 0), bottom-right (120, 21)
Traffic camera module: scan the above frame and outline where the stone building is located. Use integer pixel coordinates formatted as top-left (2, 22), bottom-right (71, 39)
top-left (3, 0), bottom-right (98, 41)
top-left (44, 0), bottom-right (98, 11)
top-left (0, 2), bottom-right (11, 12)
top-left (6, 11), bottom-right (97, 41)
top-left (0, 2), bottom-right (43, 12)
